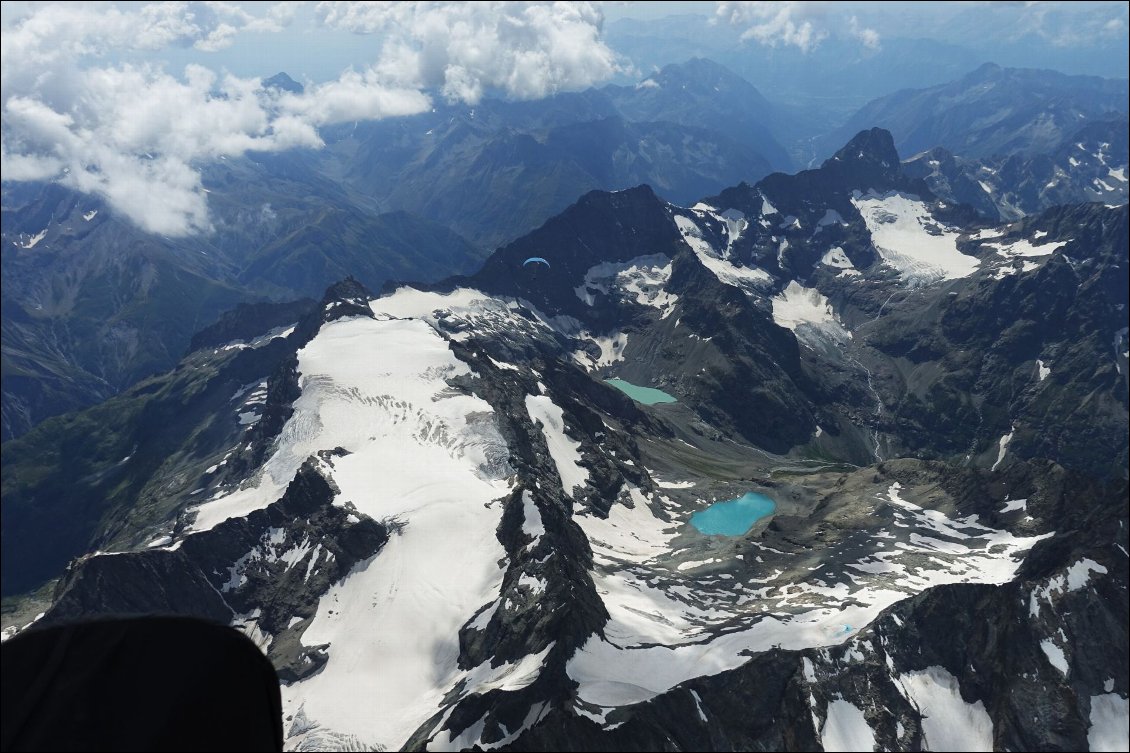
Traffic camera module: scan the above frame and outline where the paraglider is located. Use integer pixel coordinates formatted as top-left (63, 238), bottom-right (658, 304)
top-left (521, 256), bottom-right (550, 283)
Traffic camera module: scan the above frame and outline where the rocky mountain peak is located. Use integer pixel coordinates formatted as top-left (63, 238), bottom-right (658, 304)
top-left (262, 72), bottom-right (303, 95)
top-left (825, 127), bottom-right (901, 174)
top-left (319, 276), bottom-right (374, 314)
top-left (467, 184), bottom-right (681, 316)
top-left (965, 61), bottom-right (1004, 82)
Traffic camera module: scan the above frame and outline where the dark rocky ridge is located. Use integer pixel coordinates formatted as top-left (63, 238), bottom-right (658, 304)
top-left (43, 458), bottom-right (390, 684)
top-left (187, 298), bottom-right (316, 354)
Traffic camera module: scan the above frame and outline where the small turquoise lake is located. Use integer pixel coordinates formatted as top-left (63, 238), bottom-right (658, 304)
top-left (605, 378), bottom-right (677, 405)
top-left (690, 492), bottom-right (777, 536)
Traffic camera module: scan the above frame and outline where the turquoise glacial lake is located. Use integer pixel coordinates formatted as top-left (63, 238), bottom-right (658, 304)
top-left (690, 492), bottom-right (777, 536)
top-left (605, 378), bottom-right (677, 405)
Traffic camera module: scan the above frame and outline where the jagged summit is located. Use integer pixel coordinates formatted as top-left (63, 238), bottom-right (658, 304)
top-left (319, 275), bottom-right (374, 312)
top-left (825, 127), bottom-right (901, 173)
top-left (466, 184), bottom-right (679, 313)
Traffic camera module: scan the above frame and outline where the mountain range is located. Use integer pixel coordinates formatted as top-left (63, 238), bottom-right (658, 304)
top-left (6, 57), bottom-right (1127, 448)
top-left (824, 63), bottom-right (1129, 162)
top-left (3, 127), bottom-right (1126, 751)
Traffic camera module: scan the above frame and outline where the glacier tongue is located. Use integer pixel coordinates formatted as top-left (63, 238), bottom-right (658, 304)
top-left (851, 190), bottom-right (979, 286)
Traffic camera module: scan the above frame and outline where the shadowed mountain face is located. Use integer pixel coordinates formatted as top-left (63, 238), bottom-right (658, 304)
top-left (320, 58), bottom-right (788, 251)
top-left (3, 128), bottom-right (1125, 752)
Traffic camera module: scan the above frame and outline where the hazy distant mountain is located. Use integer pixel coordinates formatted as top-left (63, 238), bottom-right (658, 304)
top-left (322, 59), bottom-right (788, 250)
top-left (261, 71), bottom-right (303, 95)
top-left (330, 104), bottom-right (775, 253)
top-left (603, 58), bottom-right (792, 171)
top-left (825, 63), bottom-right (1129, 162)
top-left (0, 60), bottom-right (790, 440)
top-left (606, 15), bottom-right (981, 114)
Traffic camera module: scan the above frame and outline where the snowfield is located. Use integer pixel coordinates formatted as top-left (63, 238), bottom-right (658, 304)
top-left (772, 280), bottom-right (853, 346)
top-left (189, 287), bottom-right (537, 751)
top-left (851, 190), bottom-right (980, 285)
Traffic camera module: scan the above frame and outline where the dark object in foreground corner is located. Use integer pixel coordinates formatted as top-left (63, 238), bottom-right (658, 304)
top-left (1, 616), bottom-right (282, 752)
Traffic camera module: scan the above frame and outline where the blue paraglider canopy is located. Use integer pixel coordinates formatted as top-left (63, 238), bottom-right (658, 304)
top-left (522, 257), bottom-right (550, 268)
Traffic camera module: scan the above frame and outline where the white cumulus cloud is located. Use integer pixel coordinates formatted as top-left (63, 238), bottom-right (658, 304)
top-left (315, 1), bottom-right (628, 103)
top-left (715, 1), bottom-right (827, 53)
top-left (848, 15), bottom-right (881, 51)
top-left (1, 62), bottom-right (331, 235)
top-left (1, 1), bottom-right (625, 236)
top-left (715, 1), bottom-right (882, 53)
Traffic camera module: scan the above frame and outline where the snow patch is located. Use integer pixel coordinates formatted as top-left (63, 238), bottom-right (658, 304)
top-left (655, 479), bottom-right (695, 489)
top-left (983, 238), bottom-right (1068, 259)
top-left (1088, 693), bottom-right (1130, 752)
top-left (573, 332), bottom-right (628, 370)
top-left (999, 498), bottom-right (1028, 514)
top-left (816, 209), bottom-right (847, 228)
top-left (674, 213), bottom-right (771, 294)
top-left (719, 208), bottom-right (748, 251)
top-left (820, 246), bottom-right (855, 271)
top-left (898, 666), bottom-right (993, 751)
top-left (772, 281), bottom-right (852, 345)
top-left (821, 699), bottom-right (876, 753)
top-left (991, 426), bottom-right (1015, 471)
top-left (1065, 558), bottom-right (1107, 591)
top-left (525, 394), bottom-right (589, 498)
top-left (802, 657), bottom-right (817, 683)
top-left (574, 255), bottom-right (676, 317)
top-left (970, 227), bottom-right (1006, 241)
top-left (577, 486), bottom-right (677, 565)
top-left (521, 491), bottom-right (545, 545)
top-left (20, 229), bottom-right (47, 248)
top-left (1041, 640), bottom-right (1069, 677)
